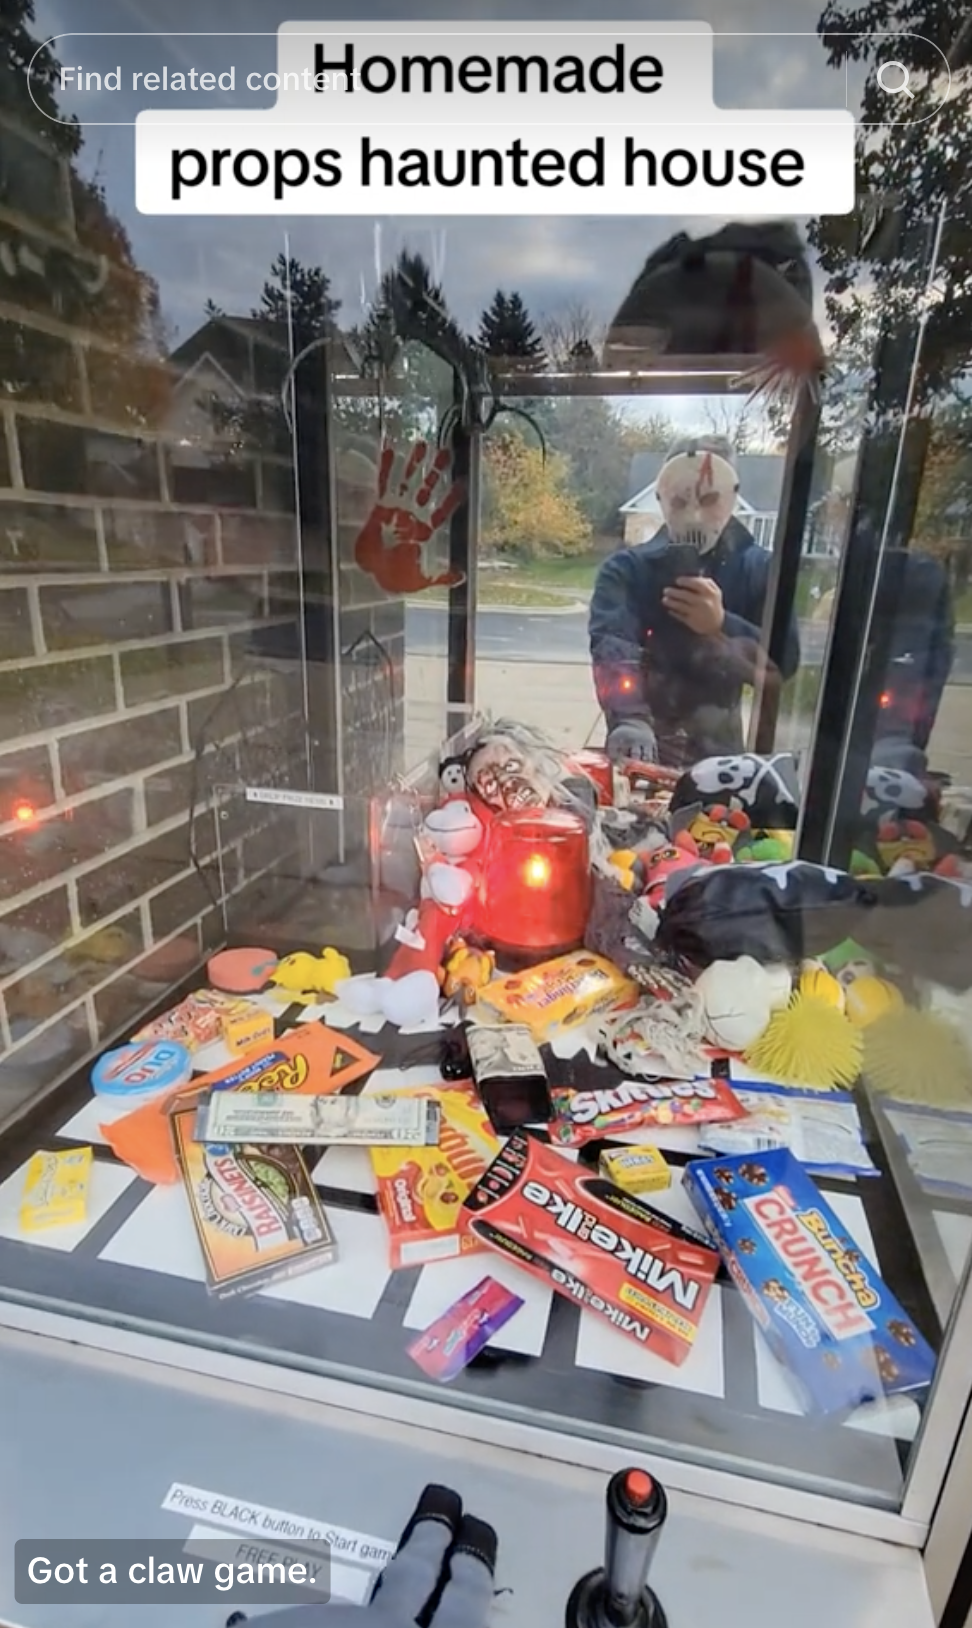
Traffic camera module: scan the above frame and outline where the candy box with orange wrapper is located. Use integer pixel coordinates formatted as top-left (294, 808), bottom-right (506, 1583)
top-left (101, 1023), bottom-right (379, 1185)
top-left (370, 1090), bottom-right (501, 1268)
top-left (475, 951), bottom-right (637, 1043)
top-left (462, 1132), bottom-right (719, 1365)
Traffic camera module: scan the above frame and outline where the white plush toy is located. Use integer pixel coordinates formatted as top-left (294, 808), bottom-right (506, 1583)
top-left (335, 970), bottom-right (442, 1029)
top-left (695, 957), bottom-right (792, 1051)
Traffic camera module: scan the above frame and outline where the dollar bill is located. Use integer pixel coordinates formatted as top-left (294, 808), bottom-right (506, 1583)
top-left (195, 1091), bottom-right (441, 1147)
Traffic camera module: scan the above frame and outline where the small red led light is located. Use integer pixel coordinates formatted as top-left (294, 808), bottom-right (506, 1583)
top-left (620, 676), bottom-right (634, 693)
top-left (13, 801), bottom-right (35, 825)
top-left (879, 691), bottom-right (892, 708)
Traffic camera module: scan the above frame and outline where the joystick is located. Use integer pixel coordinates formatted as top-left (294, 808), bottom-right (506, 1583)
top-left (565, 1467), bottom-right (669, 1628)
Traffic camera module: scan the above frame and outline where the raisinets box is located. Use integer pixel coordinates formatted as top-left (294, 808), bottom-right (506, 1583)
top-left (462, 1132), bottom-right (719, 1365)
top-left (683, 1148), bottom-right (936, 1414)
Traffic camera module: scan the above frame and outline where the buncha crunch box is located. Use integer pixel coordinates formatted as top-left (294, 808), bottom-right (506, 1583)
top-left (684, 1148), bottom-right (936, 1414)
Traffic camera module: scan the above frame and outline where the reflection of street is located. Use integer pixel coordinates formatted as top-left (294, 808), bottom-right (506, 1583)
top-left (403, 604), bottom-right (972, 789)
top-left (405, 603), bottom-right (972, 679)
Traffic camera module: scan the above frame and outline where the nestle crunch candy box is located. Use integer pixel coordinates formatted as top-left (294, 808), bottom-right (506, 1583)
top-left (462, 1132), bottom-right (719, 1365)
top-left (684, 1148), bottom-right (936, 1414)
top-left (172, 1106), bottom-right (336, 1298)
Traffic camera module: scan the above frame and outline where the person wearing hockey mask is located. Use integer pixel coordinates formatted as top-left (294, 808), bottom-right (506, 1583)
top-left (589, 436), bottom-right (799, 768)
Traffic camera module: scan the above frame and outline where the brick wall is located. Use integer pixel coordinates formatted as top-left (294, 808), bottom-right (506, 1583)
top-left (0, 105), bottom-right (404, 1131)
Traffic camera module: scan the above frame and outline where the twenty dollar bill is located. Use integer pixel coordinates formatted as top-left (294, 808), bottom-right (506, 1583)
top-left (195, 1091), bottom-right (441, 1147)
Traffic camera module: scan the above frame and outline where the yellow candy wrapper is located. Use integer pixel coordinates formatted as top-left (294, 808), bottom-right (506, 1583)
top-left (20, 1146), bottom-right (93, 1232)
top-left (476, 951), bottom-right (637, 1041)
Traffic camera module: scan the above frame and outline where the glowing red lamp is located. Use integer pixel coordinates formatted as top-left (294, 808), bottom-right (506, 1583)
top-left (478, 808), bottom-right (590, 961)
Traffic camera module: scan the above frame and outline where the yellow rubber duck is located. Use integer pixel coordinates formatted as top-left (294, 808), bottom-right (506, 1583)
top-left (269, 947), bottom-right (351, 1004)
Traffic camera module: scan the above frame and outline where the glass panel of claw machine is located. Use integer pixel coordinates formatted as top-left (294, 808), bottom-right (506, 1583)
top-left (2, 4), bottom-right (972, 1574)
top-left (385, 155), bottom-right (972, 1524)
top-left (205, 322), bottom-right (461, 969)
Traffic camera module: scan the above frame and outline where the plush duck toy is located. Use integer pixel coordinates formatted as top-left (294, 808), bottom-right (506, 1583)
top-left (269, 947), bottom-right (352, 1004)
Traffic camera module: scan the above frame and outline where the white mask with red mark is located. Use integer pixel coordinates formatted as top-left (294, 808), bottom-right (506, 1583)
top-left (656, 450), bottom-right (738, 553)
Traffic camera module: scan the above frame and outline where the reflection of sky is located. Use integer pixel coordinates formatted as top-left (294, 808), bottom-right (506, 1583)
top-left (33, 0), bottom-right (867, 360)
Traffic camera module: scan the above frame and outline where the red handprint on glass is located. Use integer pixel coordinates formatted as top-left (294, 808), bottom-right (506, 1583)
top-left (354, 441), bottom-right (466, 595)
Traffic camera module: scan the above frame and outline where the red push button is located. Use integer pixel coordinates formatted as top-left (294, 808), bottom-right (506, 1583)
top-left (624, 1470), bottom-right (654, 1505)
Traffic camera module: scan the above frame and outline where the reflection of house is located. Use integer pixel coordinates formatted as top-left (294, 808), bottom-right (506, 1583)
top-left (620, 451), bottom-right (786, 548)
top-left (165, 317), bottom-right (360, 508)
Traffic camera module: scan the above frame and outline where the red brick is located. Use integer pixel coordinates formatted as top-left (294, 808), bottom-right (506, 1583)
top-left (40, 579), bottom-right (173, 651)
top-left (0, 887), bottom-right (72, 978)
top-left (0, 501), bottom-right (101, 572)
top-left (221, 512), bottom-right (298, 567)
top-left (0, 744), bottom-right (56, 820)
top-left (103, 507), bottom-right (217, 570)
top-left (59, 708), bottom-right (183, 798)
top-left (119, 636), bottom-right (225, 706)
top-left (0, 655), bottom-right (115, 741)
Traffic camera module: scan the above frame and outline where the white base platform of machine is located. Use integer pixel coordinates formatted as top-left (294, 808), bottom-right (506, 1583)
top-left (0, 1326), bottom-right (935, 1628)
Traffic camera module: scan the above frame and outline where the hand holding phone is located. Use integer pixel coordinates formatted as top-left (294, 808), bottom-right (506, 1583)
top-left (660, 542), bottom-right (703, 586)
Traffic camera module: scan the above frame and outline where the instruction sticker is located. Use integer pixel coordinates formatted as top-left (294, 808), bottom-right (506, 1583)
top-left (162, 1483), bottom-right (394, 1568)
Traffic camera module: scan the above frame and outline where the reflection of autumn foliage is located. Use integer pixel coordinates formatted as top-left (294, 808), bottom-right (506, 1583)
top-left (1, 4), bottom-right (170, 428)
top-left (914, 410), bottom-right (972, 591)
top-left (482, 432), bottom-right (592, 558)
top-left (70, 175), bottom-right (171, 427)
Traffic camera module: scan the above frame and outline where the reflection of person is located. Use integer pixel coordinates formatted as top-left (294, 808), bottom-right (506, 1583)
top-left (822, 457), bottom-right (955, 775)
top-left (589, 437), bottom-right (799, 768)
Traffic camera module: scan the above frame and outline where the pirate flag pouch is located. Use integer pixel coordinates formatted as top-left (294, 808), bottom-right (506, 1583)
top-left (671, 752), bottom-right (802, 831)
top-left (656, 862), bottom-right (972, 993)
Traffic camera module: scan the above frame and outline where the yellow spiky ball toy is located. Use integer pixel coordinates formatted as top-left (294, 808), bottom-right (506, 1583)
top-left (862, 1007), bottom-right (972, 1108)
top-left (744, 992), bottom-right (863, 1092)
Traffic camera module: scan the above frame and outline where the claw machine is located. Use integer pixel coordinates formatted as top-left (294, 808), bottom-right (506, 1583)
top-left (2, 5), bottom-right (972, 1626)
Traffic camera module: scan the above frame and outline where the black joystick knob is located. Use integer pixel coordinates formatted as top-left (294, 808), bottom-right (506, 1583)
top-left (565, 1468), bottom-right (669, 1628)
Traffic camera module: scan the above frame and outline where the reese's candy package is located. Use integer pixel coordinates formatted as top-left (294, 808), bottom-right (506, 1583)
top-left (462, 1132), bottom-right (719, 1365)
top-left (684, 1148), bottom-right (936, 1414)
top-left (102, 1023), bottom-right (379, 1185)
top-left (172, 1105), bottom-right (336, 1298)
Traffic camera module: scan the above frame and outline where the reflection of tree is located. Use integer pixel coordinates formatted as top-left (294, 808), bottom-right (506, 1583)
top-left (810, 9), bottom-right (972, 410)
top-left (2, 1), bottom-right (79, 151)
top-left (542, 300), bottom-right (603, 369)
top-left (482, 433), bottom-right (591, 558)
top-left (1, 2), bottom-right (168, 427)
top-left (478, 291), bottom-right (546, 366)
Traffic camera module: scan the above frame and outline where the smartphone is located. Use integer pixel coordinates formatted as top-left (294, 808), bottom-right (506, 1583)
top-left (660, 542), bottom-right (703, 585)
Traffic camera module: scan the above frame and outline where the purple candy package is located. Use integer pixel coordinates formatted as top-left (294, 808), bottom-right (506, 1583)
top-left (408, 1275), bottom-right (524, 1382)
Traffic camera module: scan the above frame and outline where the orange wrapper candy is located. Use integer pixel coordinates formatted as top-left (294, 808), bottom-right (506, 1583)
top-left (101, 1023), bottom-right (379, 1185)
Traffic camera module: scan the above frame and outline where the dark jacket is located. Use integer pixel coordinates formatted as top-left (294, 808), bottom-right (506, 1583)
top-left (589, 518), bottom-right (800, 766)
top-left (873, 549), bottom-right (954, 751)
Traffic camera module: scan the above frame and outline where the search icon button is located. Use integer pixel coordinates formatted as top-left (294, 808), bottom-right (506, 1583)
top-left (877, 60), bottom-right (914, 97)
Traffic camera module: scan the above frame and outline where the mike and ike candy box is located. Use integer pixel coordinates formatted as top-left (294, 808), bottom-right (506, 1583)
top-left (683, 1148), bottom-right (936, 1414)
top-left (462, 1132), bottom-right (719, 1365)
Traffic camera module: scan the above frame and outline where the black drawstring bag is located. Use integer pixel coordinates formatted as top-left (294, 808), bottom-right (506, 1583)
top-left (655, 862), bottom-right (972, 992)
